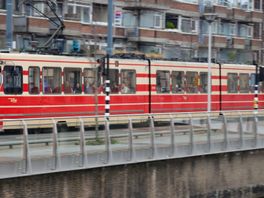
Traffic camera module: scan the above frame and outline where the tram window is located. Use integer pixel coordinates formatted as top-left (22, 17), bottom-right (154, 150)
top-left (249, 74), bottom-right (255, 93)
top-left (156, 70), bottom-right (170, 93)
top-left (172, 71), bottom-right (185, 93)
top-left (227, 73), bottom-right (238, 93)
top-left (84, 68), bottom-right (100, 94)
top-left (4, 65), bottom-right (23, 94)
top-left (200, 72), bottom-right (208, 93)
top-left (239, 73), bottom-right (249, 93)
top-left (43, 67), bottom-right (61, 94)
top-left (102, 69), bottom-right (119, 93)
top-left (186, 71), bottom-right (198, 93)
top-left (64, 68), bottom-right (81, 94)
top-left (120, 70), bottom-right (136, 94)
top-left (28, 67), bottom-right (40, 94)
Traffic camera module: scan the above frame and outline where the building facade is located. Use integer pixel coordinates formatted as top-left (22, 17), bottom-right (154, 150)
top-left (0, 0), bottom-right (262, 64)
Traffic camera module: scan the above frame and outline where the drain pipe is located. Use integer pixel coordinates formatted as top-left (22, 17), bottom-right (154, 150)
top-left (253, 61), bottom-right (259, 112)
top-left (6, 0), bottom-right (13, 51)
top-left (146, 58), bottom-right (151, 114)
top-left (217, 62), bottom-right (222, 114)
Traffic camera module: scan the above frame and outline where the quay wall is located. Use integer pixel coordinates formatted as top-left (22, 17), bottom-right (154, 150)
top-left (1, 150), bottom-right (264, 197)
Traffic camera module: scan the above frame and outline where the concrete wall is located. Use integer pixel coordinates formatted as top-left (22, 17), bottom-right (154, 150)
top-left (1, 149), bottom-right (264, 197)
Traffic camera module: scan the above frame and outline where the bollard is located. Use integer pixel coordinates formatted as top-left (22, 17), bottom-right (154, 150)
top-left (104, 119), bottom-right (112, 164)
top-left (207, 114), bottom-right (212, 153)
top-left (170, 117), bottom-right (176, 157)
top-left (222, 113), bottom-right (228, 150)
top-left (189, 113), bottom-right (194, 155)
top-left (238, 113), bottom-right (244, 149)
top-left (128, 118), bottom-right (135, 161)
top-left (253, 112), bottom-right (258, 148)
top-left (22, 120), bottom-right (32, 174)
top-left (52, 119), bottom-right (60, 170)
top-left (149, 115), bottom-right (156, 159)
top-left (79, 118), bottom-right (88, 167)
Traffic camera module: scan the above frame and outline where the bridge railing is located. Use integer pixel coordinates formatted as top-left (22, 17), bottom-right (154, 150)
top-left (0, 110), bottom-right (264, 179)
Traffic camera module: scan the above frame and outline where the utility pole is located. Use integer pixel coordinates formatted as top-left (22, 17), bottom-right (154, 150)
top-left (105, 0), bottom-right (113, 120)
top-left (6, 0), bottom-right (13, 51)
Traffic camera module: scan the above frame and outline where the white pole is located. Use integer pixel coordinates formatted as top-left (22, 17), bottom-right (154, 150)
top-left (207, 22), bottom-right (212, 112)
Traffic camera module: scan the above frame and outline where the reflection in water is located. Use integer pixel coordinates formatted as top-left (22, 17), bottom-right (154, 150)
top-left (1, 150), bottom-right (264, 197)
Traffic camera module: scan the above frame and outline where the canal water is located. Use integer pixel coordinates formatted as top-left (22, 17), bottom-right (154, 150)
top-left (0, 150), bottom-right (264, 197)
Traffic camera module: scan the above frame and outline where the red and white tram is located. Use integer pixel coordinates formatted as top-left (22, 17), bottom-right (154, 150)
top-left (0, 52), bottom-right (261, 130)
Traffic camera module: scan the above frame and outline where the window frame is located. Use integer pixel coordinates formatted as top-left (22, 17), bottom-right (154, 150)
top-left (3, 65), bottom-right (23, 95)
top-left (156, 70), bottom-right (170, 93)
top-left (171, 71), bottom-right (185, 94)
top-left (64, 67), bottom-right (82, 94)
top-left (154, 14), bottom-right (162, 28)
top-left (227, 73), bottom-right (238, 93)
top-left (120, 69), bottom-right (136, 94)
top-left (239, 73), bottom-right (249, 93)
top-left (28, 66), bottom-right (40, 95)
top-left (42, 67), bottom-right (62, 94)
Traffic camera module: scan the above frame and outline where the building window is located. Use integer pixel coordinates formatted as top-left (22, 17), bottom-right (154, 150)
top-left (56, 1), bottom-right (64, 17)
top-left (93, 3), bottom-right (107, 23)
top-left (22, 3), bottom-right (32, 16)
top-left (172, 71), bottom-right (185, 93)
top-left (181, 18), bottom-right (197, 33)
top-left (254, 0), bottom-right (261, 10)
top-left (230, 23), bottom-right (236, 36)
top-left (32, 2), bottom-right (44, 16)
top-left (82, 6), bottom-right (91, 23)
top-left (29, 67), bottom-right (40, 94)
top-left (64, 68), bottom-right (81, 94)
top-left (247, 26), bottom-right (253, 38)
top-left (239, 0), bottom-right (253, 10)
top-left (4, 65), bottom-right (23, 95)
top-left (43, 67), bottom-right (61, 94)
top-left (0, 0), bottom-right (5, 10)
top-left (154, 14), bottom-right (162, 28)
top-left (165, 14), bottom-right (178, 30)
top-left (120, 70), bottom-right (136, 94)
top-left (156, 70), bottom-right (170, 93)
top-left (66, 3), bottom-right (91, 23)
top-left (227, 73), bottom-right (238, 93)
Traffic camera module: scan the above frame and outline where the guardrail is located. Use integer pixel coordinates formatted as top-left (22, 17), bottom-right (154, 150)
top-left (0, 110), bottom-right (264, 179)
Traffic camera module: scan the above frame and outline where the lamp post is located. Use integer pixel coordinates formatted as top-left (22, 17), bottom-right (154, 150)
top-left (204, 13), bottom-right (217, 112)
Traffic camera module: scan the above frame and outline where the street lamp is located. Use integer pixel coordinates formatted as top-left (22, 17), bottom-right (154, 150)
top-left (204, 13), bottom-right (217, 112)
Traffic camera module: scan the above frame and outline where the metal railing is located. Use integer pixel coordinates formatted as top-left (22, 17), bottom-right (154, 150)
top-left (0, 110), bottom-right (264, 179)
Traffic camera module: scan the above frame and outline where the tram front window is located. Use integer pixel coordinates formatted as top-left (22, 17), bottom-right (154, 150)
top-left (4, 65), bottom-right (23, 94)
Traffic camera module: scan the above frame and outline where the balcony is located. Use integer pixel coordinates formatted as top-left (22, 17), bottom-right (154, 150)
top-left (247, 11), bottom-right (263, 23)
top-left (126, 27), bottom-right (198, 46)
top-left (14, 16), bottom-right (28, 32)
top-left (251, 39), bottom-right (262, 51)
top-left (232, 37), bottom-right (245, 49)
top-left (213, 36), bottom-right (227, 48)
top-left (123, 0), bottom-right (169, 10)
top-left (28, 17), bottom-right (49, 34)
top-left (208, 5), bottom-right (232, 19)
top-left (171, 1), bottom-right (199, 15)
top-left (229, 8), bottom-right (248, 21)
